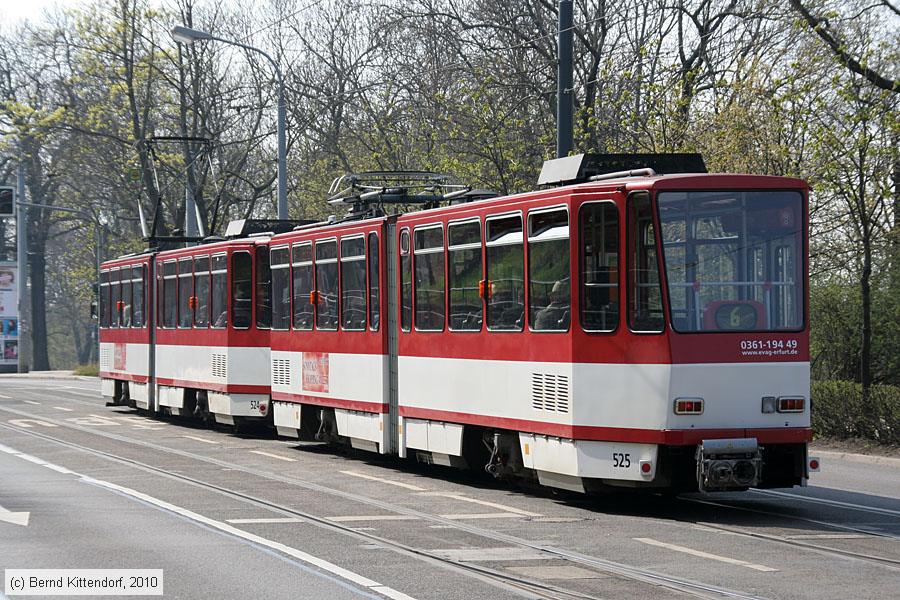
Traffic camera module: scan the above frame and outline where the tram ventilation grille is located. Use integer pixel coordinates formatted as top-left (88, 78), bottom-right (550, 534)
top-left (211, 353), bottom-right (227, 379)
top-left (272, 359), bottom-right (291, 387)
top-left (531, 373), bottom-right (570, 413)
top-left (99, 347), bottom-right (111, 370)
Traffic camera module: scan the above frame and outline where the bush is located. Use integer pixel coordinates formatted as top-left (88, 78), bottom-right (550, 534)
top-left (73, 363), bottom-right (99, 377)
top-left (812, 380), bottom-right (900, 445)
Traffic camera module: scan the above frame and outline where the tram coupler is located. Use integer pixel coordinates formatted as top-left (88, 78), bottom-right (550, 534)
top-left (696, 438), bottom-right (762, 492)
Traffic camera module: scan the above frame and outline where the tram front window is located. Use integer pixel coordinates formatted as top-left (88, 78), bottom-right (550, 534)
top-left (657, 190), bottom-right (804, 333)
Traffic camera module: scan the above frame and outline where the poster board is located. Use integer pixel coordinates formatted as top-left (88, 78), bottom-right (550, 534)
top-left (0, 262), bottom-right (19, 367)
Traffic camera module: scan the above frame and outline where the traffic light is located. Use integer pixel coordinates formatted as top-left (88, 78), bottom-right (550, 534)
top-left (0, 187), bottom-right (14, 217)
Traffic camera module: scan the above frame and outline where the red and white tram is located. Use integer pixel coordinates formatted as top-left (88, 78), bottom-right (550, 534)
top-left (100, 155), bottom-right (817, 493)
top-left (100, 224), bottom-right (282, 426)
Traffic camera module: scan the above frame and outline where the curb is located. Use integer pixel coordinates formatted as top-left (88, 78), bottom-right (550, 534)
top-left (811, 448), bottom-right (900, 468)
top-left (0, 372), bottom-right (94, 381)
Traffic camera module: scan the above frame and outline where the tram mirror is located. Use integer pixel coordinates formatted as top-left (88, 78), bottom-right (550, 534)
top-left (90, 300), bottom-right (98, 320)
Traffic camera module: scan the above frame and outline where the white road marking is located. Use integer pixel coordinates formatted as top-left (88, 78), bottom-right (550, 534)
top-left (0, 442), bottom-right (420, 600)
top-left (417, 492), bottom-right (542, 517)
top-left (634, 538), bottom-right (778, 572)
top-left (340, 470), bottom-right (427, 491)
top-left (52, 406), bottom-right (74, 412)
top-left (430, 547), bottom-right (547, 561)
top-left (439, 512), bottom-right (525, 520)
top-left (327, 515), bottom-right (419, 523)
top-left (0, 393), bottom-right (11, 399)
top-left (785, 533), bottom-right (870, 540)
top-left (64, 389), bottom-right (100, 398)
top-left (183, 435), bottom-right (219, 444)
top-left (752, 489), bottom-right (900, 518)
top-left (250, 450), bottom-right (297, 462)
top-left (22, 400), bottom-right (40, 405)
top-left (226, 518), bottom-right (305, 524)
top-left (8, 418), bottom-right (56, 428)
top-left (0, 502), bottom-right (30, 527)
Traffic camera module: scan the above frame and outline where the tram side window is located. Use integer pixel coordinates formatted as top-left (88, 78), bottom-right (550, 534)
top-left (194, 257), bottom-right (209, 328)
top-left (448, 221), bottom-right (482, 331)
top-left (270, 247), bottom-right (291, 330)
top-left (99, 271), bottom-right (109, 328)
top-left (132, 266), bottom-right (144, 328)
top-left (231, 252), bottom-right (252, 329)
top-left (414, 226), bottom-right (445, 331)
top-left (628, 193), bottom-right (664, 332)
top-left (528, 210), bottom-right (570, 332)
top-left (368, 233), bottom-right (380, 331)
top-left (316, 240), bottom-right (339, 330)
top-left (110, 270), bottom-right (121, 328)
top-left (256, 247), bottom-right (271, 329)
top-left (163, 261), bottom-right (177, 328)
top-left (211, 255), bottom-right (228, 328)
top-left (178, 257), bottom-right (193, 328)
top-left (122, 272), bottom-right (132, 328)
top-left (399, 229), bottom-right (411, 331)
top-left (485, 216), bottom-right (524, 331)
top-left (292, 243), bottom-right (313, 330)
top-left (341, 237), bottom-right (366, 331)
top-left (580, 204), bottom-right (619, 332)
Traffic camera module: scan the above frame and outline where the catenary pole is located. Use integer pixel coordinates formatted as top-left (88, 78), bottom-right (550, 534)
top-left (556, 0), bottom-right (574, 158)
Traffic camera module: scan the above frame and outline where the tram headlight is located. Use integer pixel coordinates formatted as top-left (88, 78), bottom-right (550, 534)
top-left (761, 396), bottom-right (777, 413)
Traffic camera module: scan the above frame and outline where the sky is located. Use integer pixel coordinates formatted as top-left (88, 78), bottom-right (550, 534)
top-left (0, 0), bottom-right (89, 27)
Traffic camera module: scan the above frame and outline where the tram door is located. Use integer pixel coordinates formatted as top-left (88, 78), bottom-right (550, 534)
top-left (384, 220), bottom-right (400, 454)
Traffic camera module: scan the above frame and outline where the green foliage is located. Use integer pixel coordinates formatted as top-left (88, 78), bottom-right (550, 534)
top-left (74, 363), bottom-right (99, 377)
top-left (812, 381), bottom-right (900, 445)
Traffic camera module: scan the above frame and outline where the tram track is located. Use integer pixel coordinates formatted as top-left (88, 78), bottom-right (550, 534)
top-left (0, 407), bottom-right (764, 600)
top-left (4, 393), bottom-right (900, 586)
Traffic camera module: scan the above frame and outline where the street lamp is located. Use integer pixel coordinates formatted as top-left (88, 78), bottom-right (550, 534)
top-left (171, 25), bottom-right (289, 220)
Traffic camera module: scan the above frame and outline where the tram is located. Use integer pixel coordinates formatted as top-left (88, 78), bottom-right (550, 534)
top-left (100, 154), bottom-right (818, 492)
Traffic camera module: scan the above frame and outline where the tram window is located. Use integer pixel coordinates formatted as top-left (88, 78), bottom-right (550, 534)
top-left (156, 266), bottom-right (163, 327)
top-left (414, 226), bottom-right (445, 331)
top-left (132, 266), bottom-right (144, 328)
top-left (270, 247), bottom-right (291, 331)
top-left (163, 261), bottom-right (177, 328)
top-left (580, 203), bottom-right (619, 332)
top-left (528, 209), bottom-right (570, 332)
top-left (341, 236), bottom-right (366, 331)
top-left (194, 257), bottom-right (209, 328)
top-left (485, 215), bottom-right (524, 331)
top-left (178, 257), bottom-right (193, 328)
top-left (448, 220), bottom-right (482, 331)
top-left (400, 229), bottom-right (411, 331)
top-left (627, 193), bottom-right (664, 332)
top-left (292, 243), bottom-right (313, 330)
top-left (231, 252), bottom-right (252, 329)
top-left (121, 275), bottom-right (132, 328)
top-left (110, 270), bottom-right (121, 328)
top-left (316, 240), bottom-right (339, 330)
top-left (775, 244), bottom-right (800, 328)
top-left (368, 233), bottom-right (380, 331)
top-left (255, 247), bottom-right (271, 329)
top-left (211, 255), bottom-right (228, 328)
top-left (99, 271), bottom-right (109, 328)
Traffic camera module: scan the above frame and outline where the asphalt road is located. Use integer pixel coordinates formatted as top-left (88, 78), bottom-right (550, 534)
top-left (0, 377), bottom-right (898, 600)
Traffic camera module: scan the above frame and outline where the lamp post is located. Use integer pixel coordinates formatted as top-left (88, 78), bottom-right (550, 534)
top-left (171, 25), bottom-right (288, 220)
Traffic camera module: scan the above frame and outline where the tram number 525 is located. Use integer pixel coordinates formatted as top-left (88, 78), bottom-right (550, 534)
top-left (612, 452), bottom-right (631, 468)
